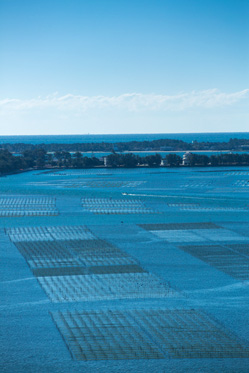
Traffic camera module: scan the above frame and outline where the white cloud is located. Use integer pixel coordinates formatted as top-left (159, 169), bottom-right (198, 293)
top-left (0, 89), bottom-right (248, 113)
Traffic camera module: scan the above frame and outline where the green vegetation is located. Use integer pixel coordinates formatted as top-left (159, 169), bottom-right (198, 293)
top-left (1, 142), bottom-right (249, 175)
top-left (105, 153), bottom-right (162, 168)
top-left (1, 137), bottom-right (249, 153)
top-left (165, 154), bottom-right (182, 167)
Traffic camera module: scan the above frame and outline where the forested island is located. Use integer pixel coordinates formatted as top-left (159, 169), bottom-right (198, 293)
top-left (1, 137), bottom-right (249, 153)
top-left (1, 146), bottom-right (249, 175)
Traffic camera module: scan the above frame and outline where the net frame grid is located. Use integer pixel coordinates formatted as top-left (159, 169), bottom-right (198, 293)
top-left (10, 238), bottom-right (138, 270)
top-left (33, 264), bottom-right (145, 277)
top-left (37, 180), bottom-right (146, 189)
top-left (179, 244), bottom-right (249, 281)
top-left (6, 225), bottom-right (95, 243)
top-left (81, 198), bottom-right (156, 214)
top-left (139, 222), bottom-right (221, 231)
top-left (6, 225), bottom-right (142, 279)
top-left (51, 308), bottom-right (249, 361)
top-left (38, 272), bottom-right (176, 303)
top-left (0, 197), bottom-right (58, 217)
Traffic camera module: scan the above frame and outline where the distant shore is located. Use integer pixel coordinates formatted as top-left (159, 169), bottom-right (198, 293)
top-left (2, 160), bottom-right (249, 179)
top-left (1, 137), bottom-right (249, 175)
top-left (2, 137), bottom-right (249, 154)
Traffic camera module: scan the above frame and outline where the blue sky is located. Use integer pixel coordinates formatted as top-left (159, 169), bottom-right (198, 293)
top-left (0, 0), bottom-right (248, 135)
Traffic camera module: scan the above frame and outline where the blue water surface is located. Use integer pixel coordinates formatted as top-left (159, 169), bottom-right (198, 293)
top-left (1, 132), bottom-right (249, 144)
top-left (1, 167), bottom-right (249, 372)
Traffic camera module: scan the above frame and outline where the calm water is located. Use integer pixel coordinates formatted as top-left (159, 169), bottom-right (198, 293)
top-left (1, 132), bottom-right (249, 144)
top-left (1, 167), bottom-right (249, 372)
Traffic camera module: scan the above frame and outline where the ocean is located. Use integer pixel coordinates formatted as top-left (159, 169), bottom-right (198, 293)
top-left (0, 132), bottom-right (249, 144)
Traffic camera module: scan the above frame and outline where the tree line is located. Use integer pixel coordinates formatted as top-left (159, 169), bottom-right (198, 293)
top-left (1, 137), bottom-right (249, 153)
top-left (1, 149), bottom-right (249, 174)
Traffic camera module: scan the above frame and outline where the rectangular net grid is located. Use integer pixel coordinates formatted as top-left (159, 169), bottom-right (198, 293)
top-left (37, 180), bottom-right (146, 189)
top-left (168, 204), bottom-right (248, 212)
top-left (7, 226), bottom-right (139, 270)
top-left (81, 198), bottom-right (156, 214)
top-left (10, 240), bottom-right (145, 276)
top-left (0, 197), bottom-right (58, 217)
top-left (51, 308), bottom-right (249, 361)
top-left (6, 225), bottom-right (95, 242)
top-left (51, 309), bottom-right (164, 361)
top-left (32, 264), bottom-right (145, 277)
top-left (139, 222), bottom-right (221, 231)
top-left (38, 272), bottom-right (176, 303)
top-left (179, 244), bottom-right (249, 281)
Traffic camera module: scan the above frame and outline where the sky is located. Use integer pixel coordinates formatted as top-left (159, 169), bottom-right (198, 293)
top-left (0, 0), bottom-right (248, 135)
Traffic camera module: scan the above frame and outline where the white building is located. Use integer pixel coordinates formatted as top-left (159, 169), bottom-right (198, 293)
top-left (182, 152), bottom-right (192, 166)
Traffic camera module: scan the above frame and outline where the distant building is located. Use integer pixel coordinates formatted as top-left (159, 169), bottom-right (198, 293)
top-left (182, 152), bottom-right (192, 166)
top-left (103, 157), bottom-right (108, 167)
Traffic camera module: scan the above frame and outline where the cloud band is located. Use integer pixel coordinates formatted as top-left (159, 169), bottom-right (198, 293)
top-left (0, 89), bottom-right (248, 113)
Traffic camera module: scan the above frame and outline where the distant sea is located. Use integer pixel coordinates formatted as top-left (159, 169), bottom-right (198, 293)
top-left (0, 133), bottom-right (249, 145)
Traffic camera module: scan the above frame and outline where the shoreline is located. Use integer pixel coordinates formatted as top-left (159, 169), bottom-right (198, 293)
top-left (2, 162), bottom-right (249, 178)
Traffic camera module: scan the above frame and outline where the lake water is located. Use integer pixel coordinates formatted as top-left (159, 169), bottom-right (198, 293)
top-left (1, 166), bottom-right (249, 372)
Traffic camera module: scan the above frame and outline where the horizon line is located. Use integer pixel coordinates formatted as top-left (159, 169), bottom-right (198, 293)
top-left (0, 131), bottom-right (249, 137)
